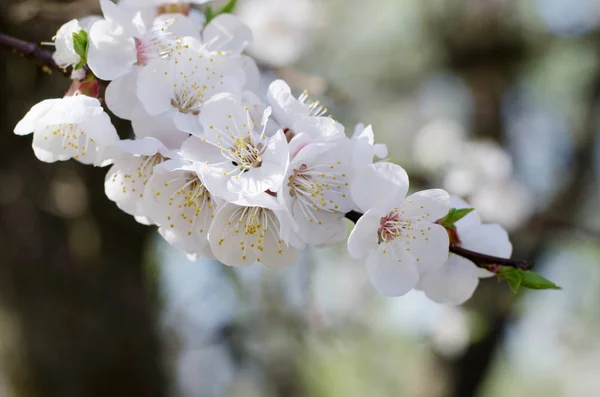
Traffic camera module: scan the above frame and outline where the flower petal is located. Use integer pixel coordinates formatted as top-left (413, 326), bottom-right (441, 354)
top-left (366, 247), bottom-right (419, 297)
top-left (14, 99), bottom-right (60, 136)
top-left (105, 68), bottom-right (140, 120)
top-left (87, 19), bottom-right (137, 80)
top-left (203, 14), bottom-right (253, 53)
top-left (419, 255), bottom-right (479, 305)
top-left (461, 223), bottom-right (512, 259)
top-left (136, 59), bottom-right (174, 115)
top-left (401, 222), bottom-right (449, 273)
top-left (399, 189), bottom-right (451, 223)
top-left (351, 162), bottom-right (409, 213)
top-left (347, 210), bottom-right (380, 259)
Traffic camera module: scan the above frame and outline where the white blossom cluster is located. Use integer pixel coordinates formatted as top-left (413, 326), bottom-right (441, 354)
top-left (13, 0), bottom-right (512, 305)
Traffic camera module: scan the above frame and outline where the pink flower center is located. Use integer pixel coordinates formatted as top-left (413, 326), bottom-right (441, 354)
top-left (378, 210), bottom-right (408, 243)
top-left (135, 38), bottom-right (149, 66)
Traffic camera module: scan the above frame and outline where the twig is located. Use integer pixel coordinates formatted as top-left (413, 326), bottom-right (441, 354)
top-left (449, 244), bottom-right (532, 270)
top-left (345, 211), bottom-right (533, 270)
top-left (0, 32), bottom-right (69, 76)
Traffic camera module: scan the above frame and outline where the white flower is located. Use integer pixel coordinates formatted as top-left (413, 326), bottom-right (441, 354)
top-left (52, 19), bottom-right (84, 74)
top-left (104, 137), bottom-right (171, 220)
top-left (266, 80), bottom-right (345, 143)
top-left (144, 158), bottom-right (217, 258)
top-left (14, 95), bottom-right (118, 165)
top-left (208, 198), bottom-right (299, 268)
top-left (87, 0), bottom-right (198, 81)
top-left (348, 162), bottom-right (451, 297)
top-left (418, 196), bottom-right (512, 305)
top-left (181, 93), bottom-right (289, 204)
top-left (136, 37), bottom-right (247, 134)
top-left (279, 138), bottom-right (354, 247)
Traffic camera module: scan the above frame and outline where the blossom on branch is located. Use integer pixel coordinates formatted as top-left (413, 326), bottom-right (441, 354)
top-left (6, 0), bottom-right (537, 304)
top-left (14, 95), bottom-right (118, 166)
top-left (348, 162), bottom-right (451, 296)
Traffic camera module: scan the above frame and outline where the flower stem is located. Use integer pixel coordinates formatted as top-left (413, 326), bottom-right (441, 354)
top-left (344, 211), bottom-right (533, 270)
top-left (448, 244), bottom-right (532, 270)
top-left (0, 32), bottom-right (69, 76)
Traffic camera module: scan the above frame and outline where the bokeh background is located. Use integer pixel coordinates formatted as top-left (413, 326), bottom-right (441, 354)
top-left (1, 0), bottom-right (600, 396)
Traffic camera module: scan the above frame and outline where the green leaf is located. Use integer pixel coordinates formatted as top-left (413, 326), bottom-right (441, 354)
top-left (205, 6), bottom-right (215, 23)
top-left (219, 0), bottom-right (237, 14)
top-left (205, 0), bottom-right (237, 23)
top-left (72, 30), bottom-right (89, 62)
top-left (520, 271), bottom-right (561, 290)
top-left (440, 207), bottom-right (474, 229)
top-left (498, 267), bottom-right (522, 293)
top-left (74, 60), bottom-right (86, 71)
top-left (497, 267), bottom-right (561, 294)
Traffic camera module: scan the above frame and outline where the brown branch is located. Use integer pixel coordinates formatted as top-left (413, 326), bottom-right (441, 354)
top-left (345, 211), bottom-right (533, 270)
top-left (449, 244), bottom-right (532, 270)
top-left (0, 32), bottom-right (69, 76)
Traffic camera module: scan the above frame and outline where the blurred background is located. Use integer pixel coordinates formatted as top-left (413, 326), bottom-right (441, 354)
top-left (1, 0), bottom-right (600, 396)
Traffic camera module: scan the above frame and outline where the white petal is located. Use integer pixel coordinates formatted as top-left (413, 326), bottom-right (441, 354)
top-left (14, 99), bottom-right (60, 135)
top-left (294, 205), bottom-right (347, 246)
top-left (400, 189), bottom-right (451, 223)
top-left (203, 14), bottom-right (253, 53)
top-left (207, 205), bottom-right (258, 267)
top-left (105, 68), bottom-right (141, 120)
top-left (173, 111), bottom-right (203, 134)
top-left (460, 223), bottom-right (512, 259)
top-left (136, 59), bottom-right (174, 115)
top-left (374, 143), bottom-right (388, 159)
top-left (87, 20), bottom-right (137, 80)
top-left (110, 137), bottom-right (163, 156)
top-left (241, 55), bottom-right (260, 93)
top-left (351, 162), bottom-right (409, 213)
top-left (155, 14), bottom-right (200, 39)
top-left (366, 247), bottom-right (419, 297)
top-left (132, 106), bottom-right (189, 150)
top-left (38, 96), bottom-right (104, 125)
top-left (181, 136), bottom-right (225, 165)
top-left (145, 162), bottom-right (215, 256)
top-left (267, 79), bottom-right (309, 128)
top-left (291, 117), bottom-right (345, 142)
top-left (105, 153), bottom-right (163, 216)
top-left (347, 210), bottom-right (380, 259)
top-left (419, 255), bottom-right (479, 305)
top-left (401, 222), bottom-right (449, 273)
top-left (99, 0), bottom-right (142, 36)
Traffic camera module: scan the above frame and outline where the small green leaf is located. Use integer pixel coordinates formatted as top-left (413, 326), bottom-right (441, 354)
top-left (440, 207), bottom-right (475, 229)
top-left (520, 271), bottom-right (561, 290)
top-left (506, 274), bottom-right (522, 293)
top-left (219, 0), bottom-right (237, 14)
top-left (205, 0), bottom-right (237, 23)
top-left (72, 30), bottom-right (89, 62)
top-left (498, 267), bottom-right (522, 293)
top-left (497, 267), bottom-right (561, 293)
top-left (205, 6), bottom-right (215, 23)
top-left (74, 60), bottom-right (86, 71)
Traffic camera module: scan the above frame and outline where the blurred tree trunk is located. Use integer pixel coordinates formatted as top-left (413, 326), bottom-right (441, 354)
top-left (0, 3), bottom-right (167, 397)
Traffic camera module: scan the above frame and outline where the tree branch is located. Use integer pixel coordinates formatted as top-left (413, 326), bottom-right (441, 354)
top-left (345, 211), bottom-right (533, 270)
top-left (0, 32), bottom-right (68, 76)
top-left (449, 244), bottom-right (532, 270)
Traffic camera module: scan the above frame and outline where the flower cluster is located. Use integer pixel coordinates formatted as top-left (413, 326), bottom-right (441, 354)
top-left (13, 0), bottom-right (516, 304)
